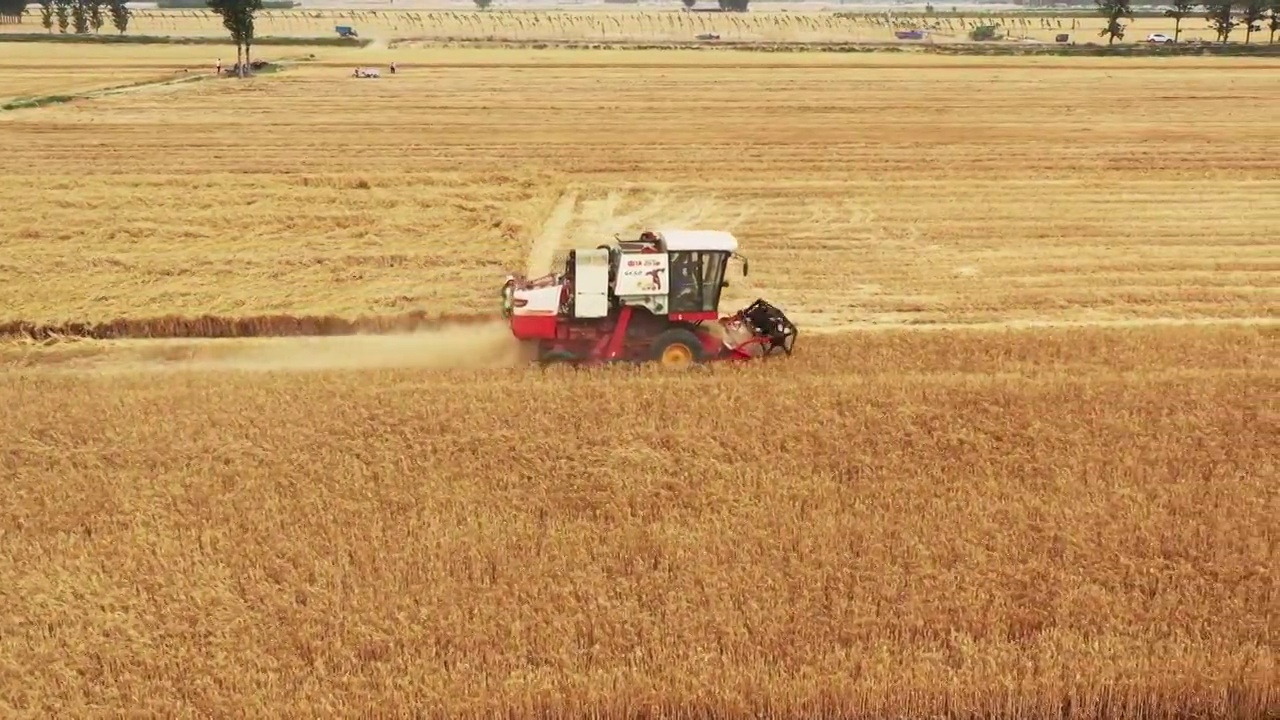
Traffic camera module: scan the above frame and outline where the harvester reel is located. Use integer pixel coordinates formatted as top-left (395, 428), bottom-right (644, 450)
top-left (742, 298), bottom-right (798, 357)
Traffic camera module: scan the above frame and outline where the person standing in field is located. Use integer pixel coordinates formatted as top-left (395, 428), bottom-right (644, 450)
top-left (215, 58), bottom-right (222, 76)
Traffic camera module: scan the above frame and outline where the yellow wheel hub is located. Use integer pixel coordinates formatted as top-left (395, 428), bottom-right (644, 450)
top-left (660, 342), bottom-right (694, 368)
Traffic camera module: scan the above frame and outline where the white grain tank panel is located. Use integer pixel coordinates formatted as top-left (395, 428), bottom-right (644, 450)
top-left (514, 284), bottom-right (563, 315)
top-left (614, 252), bottom-right (670, 296)
top-left (573, 248), bottom-right (611, 318)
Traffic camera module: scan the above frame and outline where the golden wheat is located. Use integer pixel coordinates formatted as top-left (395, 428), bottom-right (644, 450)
top-left (1, 327), bottom-right (1276, 717)
top-left (0, 41), bottom-right (1277, 717)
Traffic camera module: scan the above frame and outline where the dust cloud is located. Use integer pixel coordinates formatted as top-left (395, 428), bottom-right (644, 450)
top-left (525, 187), bottom-right (759, 277)
top-left (191, 321), bottom-right (531, 371)
top-left (54, 321), bottom-right (537, 375)
top-left (30, 190), bottom-right (771, 377)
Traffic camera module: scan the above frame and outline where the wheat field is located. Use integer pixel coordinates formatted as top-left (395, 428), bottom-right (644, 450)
top-left (3, 48), bottom-right (1277, 329)
top-left (1, 42), bottom-right (1278, 717)
top-left (2, 7), bottom-right (1235, 44)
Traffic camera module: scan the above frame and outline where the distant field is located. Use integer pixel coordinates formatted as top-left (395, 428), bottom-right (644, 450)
top-left (0, 7), bottom-right (1234, 43)
top-left (1, 48), bottom-right (1276, 329)
top-left (3, 72), bottom-right (128, 102)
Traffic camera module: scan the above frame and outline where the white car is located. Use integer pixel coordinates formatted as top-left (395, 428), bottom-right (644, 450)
top-left (1146, 33), bottom-right (1175, 43)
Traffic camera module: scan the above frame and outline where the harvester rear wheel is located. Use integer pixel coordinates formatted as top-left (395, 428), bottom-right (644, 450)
top-left (539, 349), bottom-right (578, 366)
top-left (650, 328), bottom-right (704, 370)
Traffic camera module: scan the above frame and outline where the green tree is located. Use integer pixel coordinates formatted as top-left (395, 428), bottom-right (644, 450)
top-left (39, 0), bottom-right (54, 31)
top-left (1205, 2), bottom-right (1236, 42)
top-left (0, 0), bottom-right (27, 22)
top-left (682, 0), bottom-right (696, 7)
top-left (91, 0), bottom-right (105, 31)
top-left (1269, 3), bottom-right (1280, 43)
top-left (71, 0), bottom-right (88, 33)
top-left (1237, 0), bottom-right (1266, 42)
top-left (53, 0), bottom-right (70, 32)
top-left (208, 0), bottom-right (241, 74)
top-left (239, 0), bottom-right (261, 73)
top-left (207, 0), bottom-right (262, 77)
top-left (1163, 0), bottom-right (1198, 42)
top-left (1095, 0), bottom-right (1132, 44)
top-left (473, 0), bottom-right (492, 8)
top-left (107, 0), bottom-right (129, 33)
top-left (718, 0), bottom-right (748, 10)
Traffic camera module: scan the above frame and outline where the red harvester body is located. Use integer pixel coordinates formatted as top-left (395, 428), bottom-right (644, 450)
top-left (500, 229), bottom-right (797, 368)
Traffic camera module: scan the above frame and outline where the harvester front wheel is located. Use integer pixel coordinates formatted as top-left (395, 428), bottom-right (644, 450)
top-left (651, 328), bottom-right (704, 370)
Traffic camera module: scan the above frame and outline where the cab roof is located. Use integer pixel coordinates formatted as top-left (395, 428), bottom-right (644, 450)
top-left (655, 229), bottom-right (739, 253)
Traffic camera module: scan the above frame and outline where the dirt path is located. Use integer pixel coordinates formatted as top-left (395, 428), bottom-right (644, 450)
top-left (2, 60), bottom-right (298, 115)
top-left (525, 190), bottom-right (580, 277)
top-left (2, 73), bottom-right (207, 114)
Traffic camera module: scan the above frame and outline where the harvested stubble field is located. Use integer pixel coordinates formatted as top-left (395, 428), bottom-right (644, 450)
top-left (1, 49), bottom-right (1277, 330)
top-left (1, 45), bottom-right (1278, 717)
top-left (1, 68), bottom-right (181, 106)
top-left (0, 45), bottom-right (230, 102)
top-left (2, 8), bottom-right (1226, 44)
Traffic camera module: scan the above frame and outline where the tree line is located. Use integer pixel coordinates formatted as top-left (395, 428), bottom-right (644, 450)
top-left (0, 0), bottom-right (25, 22)
top-left (1097, 0), bottom-right (1280, 44)
top-left (4, 0), bottom-right (261, 78)
top-left (19, 0), bottom-right (132, 34)
top-left (473, 0), bottom-right (751, 9)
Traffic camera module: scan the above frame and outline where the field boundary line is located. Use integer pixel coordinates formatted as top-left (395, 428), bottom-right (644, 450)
top-left (381, 36), bottom-right (1280, 58)
top-left (799, 316), bottom-right (1280, 335)
top-left (0, 33), bottom-right (369, 48)
top-left (0, 312), bottom-right (499, 342)
top-left (6, 313), bottom-right (1275, 344)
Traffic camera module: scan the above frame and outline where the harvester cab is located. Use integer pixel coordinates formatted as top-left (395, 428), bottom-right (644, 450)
top-left (501, 229), bottom-right (797, 368)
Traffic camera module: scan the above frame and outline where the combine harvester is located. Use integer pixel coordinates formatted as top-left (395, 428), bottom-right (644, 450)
top-left (500, 229), bottom-right (797, 368)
